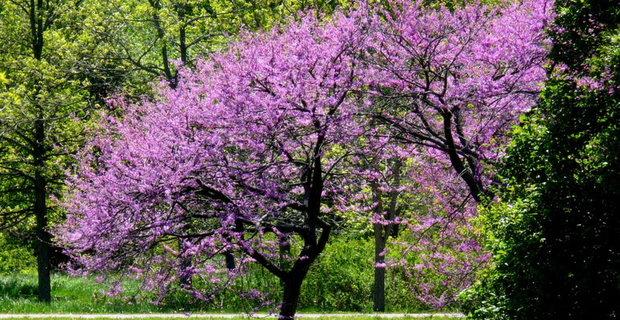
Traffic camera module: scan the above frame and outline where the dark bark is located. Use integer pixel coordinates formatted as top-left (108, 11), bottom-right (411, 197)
top-left (276, 222), bottom-right (331, 319)
top-left (279, 252), bottom-right (316, 320)
top-left (279, 241), bottom-right (291, 285)
top-left (175, 3), bottom-right (188, 66)
top-left (442, 112), bottom-right (485, 202)
top-left (373, 222), bottom-right (386, 312)
top-left (34, 118), bottom-right (50, 303)
top-left (30, 0), bottom-right (44, 60)
top-left (280, 277), bottom-right (304, 320)
top-left (371, 161), bottom-right (402, 312)
top-left (35, 183), bottom-right (51, 303)
top-left (30, 0), bottom-right (51, 302)
top-left (148, 0), bottom-right (175, 87)
top-left (178, 239), bottom-right (192, 286)
top-left (224, 251), bottom-right (235, 270)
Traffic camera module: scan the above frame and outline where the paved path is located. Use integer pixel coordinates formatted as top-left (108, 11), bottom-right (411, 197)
top-left (0, 313), bottom-right (465, 319)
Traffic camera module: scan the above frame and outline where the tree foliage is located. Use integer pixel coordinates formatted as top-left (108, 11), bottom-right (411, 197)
top-left (361, 0), bottom-right (553, 308)
top-left (0, 0), bottom-right (107, 302)
top-left (56, 11), bottom-right (372, 319)
top-left (81, 0), bottom-right (347, 93)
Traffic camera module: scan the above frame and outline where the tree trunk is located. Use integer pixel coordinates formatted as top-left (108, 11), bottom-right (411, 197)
top-left (34, 120), bottom-right (51, 303)
top-left (29, 0), bottom-right (51, 303)
top-left (35, 197), bottom-right (51, 303)
top-left (373, 223), bottom-right (386, 312)
top-left (280, 277), bottom-right (303, 320)
top-left (279, 255), bottom-right (316, 320)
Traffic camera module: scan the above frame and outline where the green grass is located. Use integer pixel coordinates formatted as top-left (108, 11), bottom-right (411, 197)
top-left (0, 273), bottom-right (457, 316)
top-left (0, 274), bottom-right (214, 314)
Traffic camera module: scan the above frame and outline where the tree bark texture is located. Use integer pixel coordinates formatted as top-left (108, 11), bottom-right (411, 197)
top-left (34, 119), bottom-right (51, 303)
top-left (280, 277), bottom-right (304, 320)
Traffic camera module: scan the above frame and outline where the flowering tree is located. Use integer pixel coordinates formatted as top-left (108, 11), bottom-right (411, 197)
top-left (362, 0), bottom-right (554, 308)
top-left (56, 0), bottom-right (554, 314)
top-left (56, 12), bottom-right (370, 319)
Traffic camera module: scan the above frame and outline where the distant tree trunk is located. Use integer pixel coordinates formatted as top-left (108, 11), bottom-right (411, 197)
top-left (371, 160), bottom-right (402, 312)
top-left (279, 241), bottom-right (291, 285)
top-left (35, 198), bottom-right (51, 303)
top-left (179, 239), bottom-right (192, 286)
top-left (373, 222), bottom-right (386, 312)
top-left (28, 0), bottom-right (52, 303)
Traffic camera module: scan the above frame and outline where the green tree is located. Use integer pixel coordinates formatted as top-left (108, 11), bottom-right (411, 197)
top-left (0, 0), bottom-right (113, 302)
top-left (464, 0), bottom-right (620, 318)
top-left (85, 0), bottom-right (344, 92)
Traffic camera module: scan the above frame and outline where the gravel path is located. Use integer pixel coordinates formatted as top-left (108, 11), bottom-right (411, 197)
top-left (0, 313), bottom-right (465, 319)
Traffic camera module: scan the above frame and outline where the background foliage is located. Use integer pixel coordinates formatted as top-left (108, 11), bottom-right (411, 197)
top-left (462, 0), bottom-right (620, 318)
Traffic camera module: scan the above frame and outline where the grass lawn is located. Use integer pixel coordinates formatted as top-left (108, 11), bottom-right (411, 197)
top-left (0, 274), bottom-right (222, 314)
top-left (0, 274), bottom-right (460, 317)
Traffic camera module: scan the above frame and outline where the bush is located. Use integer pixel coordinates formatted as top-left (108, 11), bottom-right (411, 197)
top-left (300, 236), bottom-right (374, 311)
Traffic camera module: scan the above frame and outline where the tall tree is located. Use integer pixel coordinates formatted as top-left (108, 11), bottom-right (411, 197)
top-left (56, 11), bottom-right (371, 319)
top-left (0, 0), bottom-right (108, 302)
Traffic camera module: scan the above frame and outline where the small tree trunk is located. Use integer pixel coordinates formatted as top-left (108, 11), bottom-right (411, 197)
top-left (373, 223), bottom-right (386, 312)
top-left (30, 0), bottom-right (51, 304)
top-left (179, 240), bottom-right (192, 287)
top-left (36, 216), bottom-right (51, 303)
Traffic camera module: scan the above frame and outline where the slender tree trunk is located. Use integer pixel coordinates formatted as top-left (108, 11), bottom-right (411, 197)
top-left (34, 119), bottom-right (51, 303)
top-left (371, 160), bottom-right (401, 312)
top-left (373, 223), bottom-right (386, 312)
top-left (179, 239), bottom-right (192, 287)
top-left (35, 188), bottom-right (51, 303)
top-left (371, 181), bottom-right (386, 312)
top-left (29, 0), bottom-right (51, 303)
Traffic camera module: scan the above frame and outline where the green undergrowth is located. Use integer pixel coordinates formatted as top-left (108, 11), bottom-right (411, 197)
top-left (0, 237), bottom-right (449, 314)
